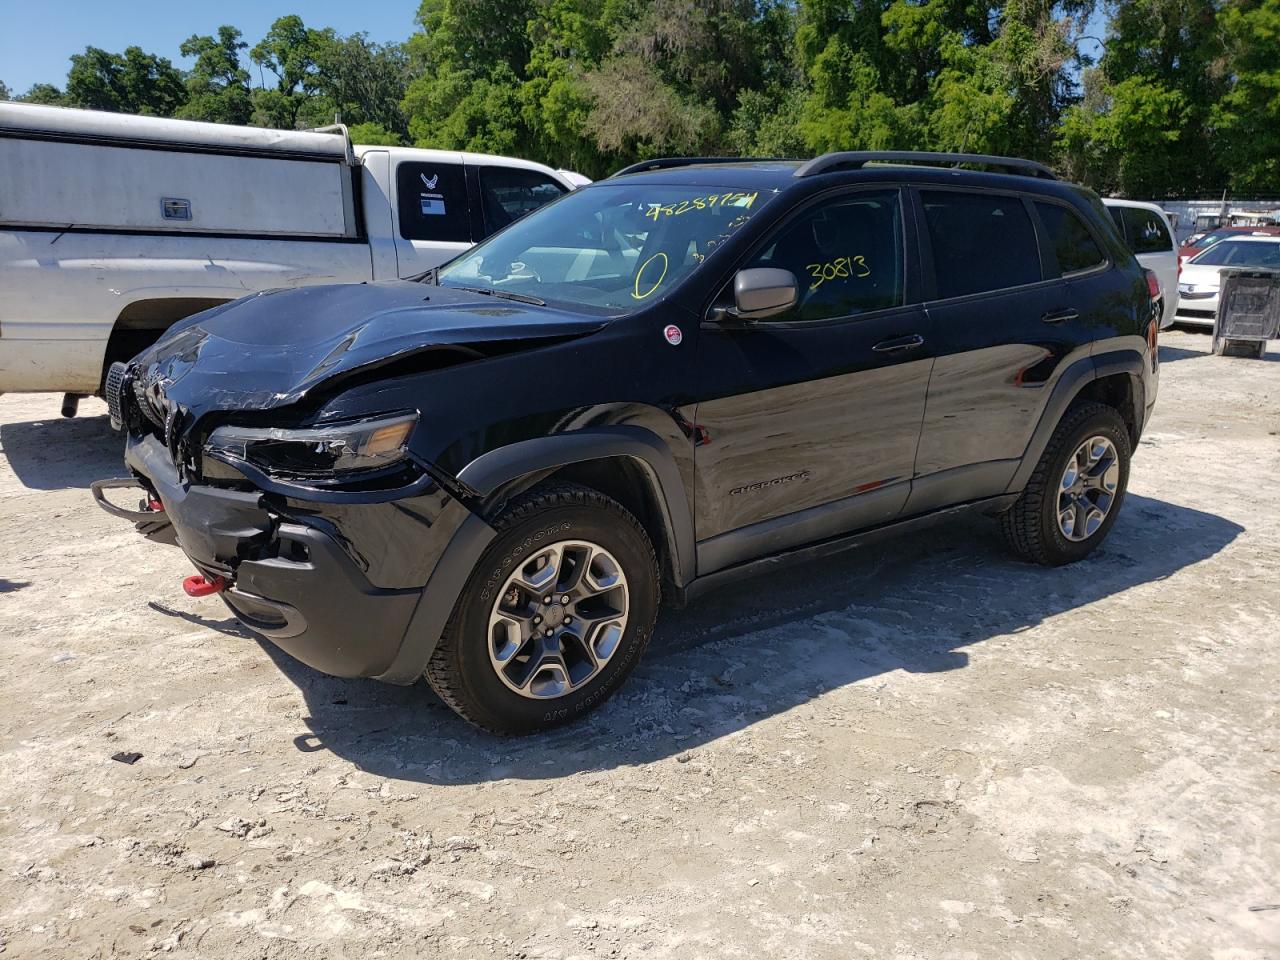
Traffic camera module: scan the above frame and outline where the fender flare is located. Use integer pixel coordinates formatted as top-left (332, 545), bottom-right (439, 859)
top-left (374, 425), bottom-right (696, 685)
top-left (1006, 349), bottom-right (1145, 493)
top-left (456, 424), bottom-right (696, 588)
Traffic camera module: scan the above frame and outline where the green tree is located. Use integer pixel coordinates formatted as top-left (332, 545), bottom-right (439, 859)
top-left (1213, 0), bottom-right (1280, 192)
top-left (249, 15), bottom-right (335, 128)
top-left (1060, 0), bottom-right (1224, 196)
top-left (64, 45), bottom-right (187, 115)
top-left (314, 34), bottom-right (412, 137)
top-left (176, 26), bottom-right (253, 124)
top-left (403, 0), bottom-right (538, 153)
top-left (18, 83), bottom-right (66, 105)
top-left (0, 81), bottom-right (11, 101)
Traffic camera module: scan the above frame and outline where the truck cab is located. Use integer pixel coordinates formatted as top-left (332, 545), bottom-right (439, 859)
top-left (0, 102), bottom-right (576, 406)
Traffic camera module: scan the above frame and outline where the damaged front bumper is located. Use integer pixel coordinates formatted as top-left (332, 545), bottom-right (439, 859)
top-left (93, 432), bottom-right (495, 684)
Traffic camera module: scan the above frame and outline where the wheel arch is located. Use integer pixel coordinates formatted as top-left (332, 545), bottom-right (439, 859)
top-left (1007, 350), bottom-right (1145, 494)
top-left (455, 425), bottom-right (696, 591)
top-left (101, 296), bottom-right (232, 389)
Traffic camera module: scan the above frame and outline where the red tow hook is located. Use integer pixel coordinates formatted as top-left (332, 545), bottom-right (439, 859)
top-left (147, 499), bottom-right (164, 513)
top-left (183, 574), bottom-right (226, 598)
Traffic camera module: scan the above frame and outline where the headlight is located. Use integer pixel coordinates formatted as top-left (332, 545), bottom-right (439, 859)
top-left (1178, 283), bottom-right (1215, 298)
top-left (203, 413), bottom-right (418, 480)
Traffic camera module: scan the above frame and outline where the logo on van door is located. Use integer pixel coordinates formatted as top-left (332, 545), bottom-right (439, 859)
top-left (419, 172), bottom-right (446, 216)
top-left (420, 172), bottom-right (439, 190)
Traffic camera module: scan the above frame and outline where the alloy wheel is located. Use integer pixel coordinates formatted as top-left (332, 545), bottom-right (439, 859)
top-left (486, 540), bottom-right (630, 699)
top-left (1057, 435), bottom-right (1120, 542)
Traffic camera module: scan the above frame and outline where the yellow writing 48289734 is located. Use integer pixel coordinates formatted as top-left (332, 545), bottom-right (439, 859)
top-left (806, 255), bottom-right (871, 291)
top-left (645, 191), bottom-right (760, 221)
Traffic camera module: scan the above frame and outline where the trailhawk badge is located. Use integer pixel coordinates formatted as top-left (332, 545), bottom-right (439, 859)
top-left (663, 324), bottom-right (683, 346)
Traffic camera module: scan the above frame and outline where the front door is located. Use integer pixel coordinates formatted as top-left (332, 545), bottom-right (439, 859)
top-left (693, 187), bottom-right (933, 574)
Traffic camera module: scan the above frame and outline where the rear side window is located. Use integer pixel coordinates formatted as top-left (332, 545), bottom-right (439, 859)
top-left (1120, 207), bottom-right (1173, 254)
top-left (746, 190), bottom-right (904, 321)
top-left (921, 191), bottom-right (1041, 298)
top-left (1035, 201), bottom-right (1106, 274)
top-left (478, 167), bottom-right (568, 235)
top-left (396, 161), bottom-right (471, 243)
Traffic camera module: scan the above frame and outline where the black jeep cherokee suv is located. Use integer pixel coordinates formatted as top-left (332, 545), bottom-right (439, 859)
top-left (96, 151), bottom-right (1159, 733)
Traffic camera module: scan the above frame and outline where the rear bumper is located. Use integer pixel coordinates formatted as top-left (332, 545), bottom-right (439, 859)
top-left (110, 433), bottom-right (492, 681)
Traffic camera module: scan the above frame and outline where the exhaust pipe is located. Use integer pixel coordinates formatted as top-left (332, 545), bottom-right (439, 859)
top-left (61, 393), bottom-right (87, 418)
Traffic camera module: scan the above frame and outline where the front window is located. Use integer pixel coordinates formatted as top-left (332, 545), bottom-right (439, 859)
top-left (1190, 240), bottom-right (1280, 268)
top-left (437, 183), bottom-right (774, 311)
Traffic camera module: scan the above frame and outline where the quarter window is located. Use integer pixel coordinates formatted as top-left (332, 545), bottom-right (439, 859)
top-left (479, 167), bottom-right (568, 234)
top-left (744, 190), bottom-right (904, 321)
top-left (922, 191), bottom-right (1041, 298)
top-left (1035, 201), bottom-right (1106, 274)
top-left (396, 161), bottom-right (471, 243)
top-left (1120, 206), bottom-right (1173, 254)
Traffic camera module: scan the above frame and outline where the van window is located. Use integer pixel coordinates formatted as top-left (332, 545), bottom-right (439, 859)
top-left (1120, 206), bottom-right (1173, 254)
top-left (479, 167), bottom-right (568, 234)
top-left (745, 190), bottom-right (904, 321)
top-left (1035, 201), bottom-right (1106, 274)
top-left (921, 191), bottom-right (1041, 298)
top-left (396, 161), bottom-right (471, 243)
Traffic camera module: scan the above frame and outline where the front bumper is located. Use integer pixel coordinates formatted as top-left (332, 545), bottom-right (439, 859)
top-left (1175, 292), bottom-right (1218, 327)
top-left (103, 433), bottom-right (492, 682)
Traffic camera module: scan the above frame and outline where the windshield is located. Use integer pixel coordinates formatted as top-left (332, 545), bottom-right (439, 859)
top-left (1191, 240), bottom-right (1280, 268)
top-left (1189, 230), bottom-right (1234, 249)
top-left (436, 183), bottom-right (774, 311)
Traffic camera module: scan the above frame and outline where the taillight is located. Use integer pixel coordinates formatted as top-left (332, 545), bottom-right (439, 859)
top-left (1144, 268), bottom-right (1161, 301)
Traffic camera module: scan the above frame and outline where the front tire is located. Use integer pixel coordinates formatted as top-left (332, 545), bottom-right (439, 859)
top-left (425, 482), bottom-right (659, 734)
top-left (1000, 402), bottom-right (1131, 566)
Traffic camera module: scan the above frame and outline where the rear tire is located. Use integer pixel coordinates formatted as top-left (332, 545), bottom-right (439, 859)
top-left (1000, 402), bottom-right (1131, 567)
top-left (425, 482), bottom-right (659, 734)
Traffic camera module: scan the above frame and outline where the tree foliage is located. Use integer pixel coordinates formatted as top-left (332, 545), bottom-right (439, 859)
top-left (4, 1), bottom-right (1279, 194)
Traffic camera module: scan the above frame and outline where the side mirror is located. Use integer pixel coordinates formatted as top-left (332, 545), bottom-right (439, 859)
top-left (730, 268), bottom-right (798, 320)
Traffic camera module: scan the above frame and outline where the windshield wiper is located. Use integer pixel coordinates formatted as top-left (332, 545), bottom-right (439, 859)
top-left (452, 285), bottom-right (546, 307)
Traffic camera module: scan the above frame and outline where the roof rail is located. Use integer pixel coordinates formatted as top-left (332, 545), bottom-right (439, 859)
top-left (610, 156), bottom-right (791, 178)
top-left (794, 151), bottom-right (1057, 180)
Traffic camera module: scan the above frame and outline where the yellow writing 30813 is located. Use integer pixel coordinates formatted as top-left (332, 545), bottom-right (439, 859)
top-left (806, 255), bottom-right (871, 291)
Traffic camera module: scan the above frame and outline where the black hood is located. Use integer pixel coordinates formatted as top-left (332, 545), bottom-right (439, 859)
top-left (132, 281), bottom-right (607, 419)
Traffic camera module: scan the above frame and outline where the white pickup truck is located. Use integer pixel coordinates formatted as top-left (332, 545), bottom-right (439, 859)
top-left (0, 102), bottom-right (578, 413)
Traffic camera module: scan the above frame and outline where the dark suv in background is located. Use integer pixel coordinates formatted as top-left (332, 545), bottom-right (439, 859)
top-left (97, 151), bottom-right (1160, 733)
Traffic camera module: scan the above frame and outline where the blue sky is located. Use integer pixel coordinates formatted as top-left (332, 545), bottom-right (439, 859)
top-left (0, 0), bottom-right (420, 94)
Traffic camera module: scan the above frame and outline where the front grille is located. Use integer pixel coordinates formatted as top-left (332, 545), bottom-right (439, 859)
top-left (105, 362), bottom-right (128, 430)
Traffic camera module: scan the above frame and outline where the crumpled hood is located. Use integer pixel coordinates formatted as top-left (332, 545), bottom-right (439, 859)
top-left (132, 281), bottom-right (607, 418)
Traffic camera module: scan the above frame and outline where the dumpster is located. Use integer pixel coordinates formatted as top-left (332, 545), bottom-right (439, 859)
top-left (1212, 268), bottom-right (1280, 358)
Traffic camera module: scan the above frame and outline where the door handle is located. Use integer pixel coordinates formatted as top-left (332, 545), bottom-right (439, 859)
top-left (872, 333), bottom-right (925, 354)
top-left (1041, 308), bottom-right (1079, 324)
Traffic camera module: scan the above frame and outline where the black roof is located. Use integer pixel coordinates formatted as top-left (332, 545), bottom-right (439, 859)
top-left (598, 152), bottom-right (1088, 205)
top-left (599, 148), bottom-right (1070, 193)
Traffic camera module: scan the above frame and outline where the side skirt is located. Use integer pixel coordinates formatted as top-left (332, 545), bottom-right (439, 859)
top-left (677, 493), bottom-right (1019, 606)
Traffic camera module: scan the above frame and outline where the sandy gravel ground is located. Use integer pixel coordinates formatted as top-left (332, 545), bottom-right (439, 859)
top-left (0, 329), bottom-right (1277, 959)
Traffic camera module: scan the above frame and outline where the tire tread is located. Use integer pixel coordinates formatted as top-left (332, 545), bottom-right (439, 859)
top-left (1000, 401), bottom-right (1125, 566)
top-left (424, 481), bottom-right (658, 733)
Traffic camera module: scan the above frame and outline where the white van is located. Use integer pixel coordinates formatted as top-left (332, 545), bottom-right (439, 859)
top-left (0, 102), bottom-right (578, 410)
top-left (1103, 198), bottom-right (1178, 329)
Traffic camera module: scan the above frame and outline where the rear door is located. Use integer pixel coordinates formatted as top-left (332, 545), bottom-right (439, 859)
top-left (391, 155), bottom-right (473, 276)
top-left (907, 188), bottom-right (1092, 515)
top-left (470, 164), bottom-right (569, 238)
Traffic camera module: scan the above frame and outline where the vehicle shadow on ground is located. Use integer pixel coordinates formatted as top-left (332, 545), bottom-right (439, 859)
top-left (0, 412), bottom-right (120, 490)
top-left (256, 493), bottom-right (1242, 784)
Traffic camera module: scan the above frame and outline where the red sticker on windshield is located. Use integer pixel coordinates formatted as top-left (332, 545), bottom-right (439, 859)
top-left (664, 324), bottom-right (683, 346)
